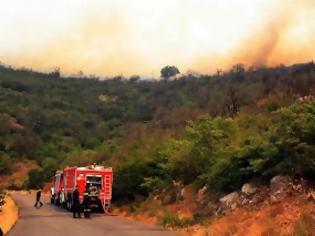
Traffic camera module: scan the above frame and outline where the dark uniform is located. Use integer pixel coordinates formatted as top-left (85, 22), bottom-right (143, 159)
top-left (83, 189), bottom-right (91, 218)
top-left (34, 190), bottom-right (43, 208)
top-left (72, 188), bottom-right (81, 218)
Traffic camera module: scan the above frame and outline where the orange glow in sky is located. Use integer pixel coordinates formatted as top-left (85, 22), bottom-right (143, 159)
top-left (0, 0), bottom-right (314, 77)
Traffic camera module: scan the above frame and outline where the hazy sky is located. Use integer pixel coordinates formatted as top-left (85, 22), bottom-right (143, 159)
top-left (0, 0), bottom-right (314, 77)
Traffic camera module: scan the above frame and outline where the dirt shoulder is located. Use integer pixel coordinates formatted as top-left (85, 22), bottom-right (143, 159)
top-left (0, 194), bottom-right (19, 235)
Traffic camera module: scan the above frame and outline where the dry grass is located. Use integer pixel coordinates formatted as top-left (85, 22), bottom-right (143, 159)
top-left (201, 195), bottom-right (315, 236)
top-left (0, 195), bottom-right (18, 234)
top-left (113, 188), bottom-right (315, 236)
top-left (293, 214), bottom-right (315, 236)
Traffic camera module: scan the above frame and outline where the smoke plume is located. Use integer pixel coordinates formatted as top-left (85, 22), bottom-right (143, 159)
top-left (0, 0), bottom-right (314, 76)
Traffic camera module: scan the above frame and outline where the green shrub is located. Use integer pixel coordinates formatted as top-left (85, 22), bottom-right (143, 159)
top-left (157, 102), bottom-right (315, 192)
top-left (0, 152), bottom-right (11, 174)
top-left (113, 161), bottom-right (152, 200)
top-left (269, 103), bottom-right (315, 178)
top-left (161, 210), bottom-right (192, 228)
top-left (27, 168), bottom-right (45, 189)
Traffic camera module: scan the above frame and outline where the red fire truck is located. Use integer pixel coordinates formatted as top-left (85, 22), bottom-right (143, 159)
top-left (51, 164), bottom-right (113, 212)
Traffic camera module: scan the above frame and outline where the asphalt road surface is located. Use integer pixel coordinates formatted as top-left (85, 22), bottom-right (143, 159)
top-left (8, 193), bottom-right (183, 236)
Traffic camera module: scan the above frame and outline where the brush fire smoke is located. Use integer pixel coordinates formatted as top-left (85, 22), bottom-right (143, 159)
top-left (0, 0), bottom-right (314, 76)
top-left (231, 0), bottom-right (315, 69)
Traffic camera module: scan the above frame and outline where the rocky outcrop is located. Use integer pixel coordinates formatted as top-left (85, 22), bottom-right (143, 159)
top-left (161, 193), bottom-right (176, 205)
top-left (191, 176), bottom-right (311, 215)
top-left (307, 190), bottom-right (315, 202)
top-left (179, 187), bottom-right (186, 201)
top-left (269, 175), bottom-right (293, 203)
top-left (196, 186), bottom-right (208, 206)
top-left (270, 176), bottom-right (292, 193)
top-left (241, 183), bottom-right (257, 195)
top-left (158, 181), bottom-right (185, 205)
top-left (192, 186), bottom-right (221, 216)
top-left (219, 192), bottom-right (240, 210)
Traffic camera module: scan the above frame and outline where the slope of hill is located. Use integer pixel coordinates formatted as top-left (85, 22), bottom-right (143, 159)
top-left (0, 62), bottom-right (315, 201)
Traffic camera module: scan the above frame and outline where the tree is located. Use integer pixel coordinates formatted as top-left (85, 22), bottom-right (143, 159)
top-left (50, 67), bottom-right (60, 78)
top-left (161, 115), bottom-right (236, 186)
top-left (42, 157), bottom-right (58, 180)
top-left (270, 102), bottom-right (315, 177)
top-left (27, 168), bottom-right (45, 189)
top-left (0, 152), bottom-right (11, 174)
top-left (129, 75), bottom-right (140, 83)
top-left (224, 86), bottom-right (240, 117)
top-left (7, 132), bottom-right (38, 157)
top-left (160, 66), bottom-right (180, 79)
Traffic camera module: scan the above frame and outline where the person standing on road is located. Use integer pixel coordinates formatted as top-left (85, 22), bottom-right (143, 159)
top-left (34, 189), bottom-right (43, 208)
top-left (72, 185), bottom-right (81, 218)
top-left (83, 185), bottom-right (91, 218)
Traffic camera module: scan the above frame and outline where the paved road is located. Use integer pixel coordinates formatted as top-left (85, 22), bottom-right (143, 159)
top-left (8, 193), bottom-right (183, 236)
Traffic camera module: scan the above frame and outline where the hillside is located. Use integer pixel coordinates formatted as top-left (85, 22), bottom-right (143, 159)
top-left (0, 62), bottom-right (315, 200)
top-left (113, 176), bottom-right (315, 236)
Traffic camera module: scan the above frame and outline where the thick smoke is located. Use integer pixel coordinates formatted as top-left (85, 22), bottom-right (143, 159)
top-left (234, 0), bottom-right (315, 68)
top-left (1, 0), bottom-right (315, 76)
top-left (194, 0), bottom-right (315, 73)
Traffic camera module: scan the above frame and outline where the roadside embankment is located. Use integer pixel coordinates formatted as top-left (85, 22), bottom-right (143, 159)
top-left (0, 194), bottom-right (18, 235)
top-left (113, 177), bottom-right (315, 236)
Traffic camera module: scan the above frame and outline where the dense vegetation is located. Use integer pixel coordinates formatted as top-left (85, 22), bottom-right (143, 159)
top-left (1, 61), bottom-right (315, 198)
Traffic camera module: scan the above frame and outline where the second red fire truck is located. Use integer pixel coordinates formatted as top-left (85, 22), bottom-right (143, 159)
top-left (51, 164), bottom-right (113, 212)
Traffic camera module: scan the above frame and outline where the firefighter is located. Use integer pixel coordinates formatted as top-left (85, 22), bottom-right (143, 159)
top-left (34, 189), bottom-right (43, 208)
top-left (83, 185), bottom-right (91, 218)
top-left (72, 185), bottom-right (81, 218)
